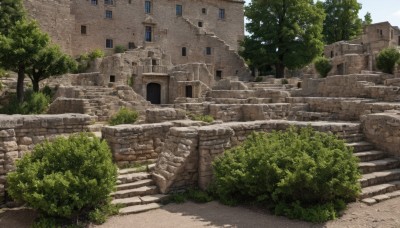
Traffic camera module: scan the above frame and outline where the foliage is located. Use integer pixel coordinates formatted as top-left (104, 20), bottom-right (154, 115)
top-left (254, 76), bottom-right (263, 82)
top-left (88, 49), bottom-right (105, 60)
top-left (75, 49), bottom-right (105, 73)
top-left (109, 107), bottom-right (139, 125)
top-left (212, 126), bottom-right (361, 223)
top-left (7, 133), bottom-right (117, 219)
top-left (376, 47), bottom-right (400, 74)
top-left (363, 12), bottom-right (373, 26)
top-left (281, 79), bottom-right (289, 85)
top-left (242, 0), bottom-right (325, 78)
top-left (189, 114), bottom-right (214, 123)
top-left (0, 68), bottom-right (7, 91)
top-left (0, 0), bottom-right (25, 36)
top-left (32, 216), bottom-right (83, 228)
top-left (88, 202), bottom-right (120, 224)
top-left (318, 0), bottom-right (363, 44)
top-left (27, 45), bottom-right (77, 92)
top-left (0, 19), bottom-right (49, 102)
top-left (166, 189), bottom-right (214, 204)
top-left (114, 45), bottom-right (127, 54)
top-left (314, 56), bottom-right (333, 77)
top-left (1, 90), bottom-right (50, 114)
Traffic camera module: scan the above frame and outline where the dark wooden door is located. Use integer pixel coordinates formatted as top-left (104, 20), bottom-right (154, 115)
top-left (147, 83), bottom-right (161, 104)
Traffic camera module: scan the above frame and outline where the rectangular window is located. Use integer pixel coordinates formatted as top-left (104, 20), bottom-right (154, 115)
top-left (145, 1), bottom-right (151, 14)
top-left (176, 5), bottom-right (182, 16)
top-left (81, 25), bottom-right (87, 35)
top-left (128, 42), bottom-right (136, 49)
top-left (145, 26), bottom-right (152, 42)
top-left (202, 8), bottom-right (207, 14)
top-left (106, 39), bottom-right (113, 48)
top-left (206, 47), bottom-right (211, 55)
top-left (216, 70), bottom-right (222, 80)
top-left (104, 0), bottom-right (114, 5)
top-left (219, 8), bottom-right (225, 20)
top-left (91, 0), bottom-right (98, 5)
top-left (182, 47), bottom-right (187, 56)
top-left (105, 10), bottom-right (113, 19)
top-left (198, 21), bottom-right (203, 27)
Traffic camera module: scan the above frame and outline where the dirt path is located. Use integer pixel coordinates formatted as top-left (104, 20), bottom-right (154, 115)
top-left (2, 198), bottom-right (400, 228)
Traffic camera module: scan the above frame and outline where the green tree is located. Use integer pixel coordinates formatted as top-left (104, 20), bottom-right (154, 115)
top-left (314, 56), bottom-right (333, 77)
top-left (27, 45), bottom-right (77, 92)
top-left (0, 0), bottom-right (25, 36)
top-left (376, 47), bottom-right (400, 74)
top-left (320, 0), bottom-right (363, 44)
top-left (243, 0), bottom-right (325, 78)
top-left (363, 12), bottom-right (372, 26)
top-left (0, 20), bottom-right (49, 102)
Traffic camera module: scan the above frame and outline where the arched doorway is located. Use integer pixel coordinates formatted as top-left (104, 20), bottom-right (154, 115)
top-left (147, 83), bottom-right (161, 104)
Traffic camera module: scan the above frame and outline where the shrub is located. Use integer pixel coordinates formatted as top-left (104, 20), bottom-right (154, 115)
top-left (88, 49), bottom-right (105, 60)
top-left (281, 78), bottom-right (289, 84)
top-left (7, 133), bottom-right (117, 220)
top-left (109, 107), bottom-right (139, 125)
top-left (189, 114), bottom-right (214, 123)
top-left (376, 47), bottom-right (400, 74)
top-left (114, 45), bottom-right (127, 54)
top-left (75, 49), bottom-right (105, 73)
top-left (212, 126), bottom-right (360, 223)
top-left (1, 90), bottom-right (50, 114)
top-left (254, 76), bottom-right (263, 82)
top-left (314, 57), bottom-right (332, 78)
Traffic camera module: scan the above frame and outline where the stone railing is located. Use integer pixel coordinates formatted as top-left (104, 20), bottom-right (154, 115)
top-left (0, 114), bottom-right (94, 202)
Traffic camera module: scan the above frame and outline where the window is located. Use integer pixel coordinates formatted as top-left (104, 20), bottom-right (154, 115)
top-left (176, 4), bottom-right (182, 16)
top-left (81, 25), bottom-right (87, 35)
top-left (145, 26), bottom-right (152, 42)
top-left (185, 85), bottom-right (193, 98)
top-left (202, 8), bottom-right (207, 14)
top-left (128, 0), bottom-right (132, 4)
top-left (110, 75), bottom-right (116, 83)
top-left (145, 1), bottom-right (151, 14)
top-left (105, 10), bottom-right (113, 19)
top-left (198, 21), bottom-right (203, 27)
top-left (206, 47), bottom-right (211, 55)
top-left (182, 47), bottom-right (187, 56)
top-left (216, 70), bottom-right (222, 80)
top-left (128, 42), bottom-right (136, 49)
top-left (219, 8), bottom-right (225, 20)
top-left (104, 0), bottom-right (113, 5)
top-left (106, 39), bottom-right (113, 48)
top-left (91, 0), bottom-right (98, 5)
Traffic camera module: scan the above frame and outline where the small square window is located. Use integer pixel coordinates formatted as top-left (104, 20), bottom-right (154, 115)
top-left (128, 0), bottom-right (132, 4)
top-left (106, 39), bottom-right (113, 48)
top-left (110, 75), bottom-right (116, 82)
top-left (145, 1), bottom-right (151, 14)
top-left (176, 5), bottom-right (182, 16)
top-left (105, 10), bottom-right (113, 19)
top-left (81, 25), bottom-right (87, 35)
top-left (128, 42), bottom-right (136, 49)
top-left (219, 8), bottom-right (225, 20)
top-left (198, 21), bottom-right (203, 27)
top-left (202, 8), bottom-right (207, 14)
top-left (104, 0), bottom-right (114, 5)
top-left (91, 0), bottom-right (98, 5)
top-left (206, 47), bottom-right (211, 55)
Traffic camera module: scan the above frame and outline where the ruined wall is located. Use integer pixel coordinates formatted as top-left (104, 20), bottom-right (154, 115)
top-left (0, 114), bottom-right (93, 202)
top-left (24, 0), bottom-right (75, 55)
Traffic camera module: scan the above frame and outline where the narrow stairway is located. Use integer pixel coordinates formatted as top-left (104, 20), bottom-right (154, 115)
top-left (111, 166), bottom-right (168, 215)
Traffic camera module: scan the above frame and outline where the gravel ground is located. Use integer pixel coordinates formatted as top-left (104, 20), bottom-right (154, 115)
top-left (2, 198), bottom-right (400, 228)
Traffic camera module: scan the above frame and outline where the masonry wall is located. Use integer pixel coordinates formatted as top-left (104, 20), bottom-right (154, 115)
top-left (0, 114), bottom-right (93, 202)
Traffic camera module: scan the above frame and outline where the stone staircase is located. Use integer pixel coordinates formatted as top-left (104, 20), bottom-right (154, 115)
top-left (111, 167), bottom-right (168, 215)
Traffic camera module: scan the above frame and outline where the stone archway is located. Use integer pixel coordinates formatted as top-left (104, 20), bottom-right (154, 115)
top-left (147, 83), bottom-right (161, 104)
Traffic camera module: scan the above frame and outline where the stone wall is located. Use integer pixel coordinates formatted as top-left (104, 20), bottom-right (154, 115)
top-left (145, 108), bottom-right (186, 123)
top-left (362, 112), bottom-right (400, 157)
top-left (47, 98), bottom-right (91, 115)
top-left (0, 114), bottom-right (93, 202)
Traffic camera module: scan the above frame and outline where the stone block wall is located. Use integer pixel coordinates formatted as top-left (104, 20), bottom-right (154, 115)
top-left (47, 98), bottom-right (91, 115)
top-left (0, 114), bottom-right (93, 202)
top-left (145, 108), bottom-right (186, 123)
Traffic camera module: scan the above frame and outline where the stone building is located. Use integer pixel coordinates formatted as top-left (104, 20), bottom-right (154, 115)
top-left (324, 21), bottom-right (400, 76)
top-left (24, 0), bottom-right (251, 104)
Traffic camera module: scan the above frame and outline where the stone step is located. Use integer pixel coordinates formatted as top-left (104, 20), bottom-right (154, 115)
top-left (354, 150), bottom-right (387, 162)
top-left (111, 185), bottom-right (158, 199)
top-left (359, 158), bottom-right (400, 174)
top-left (361, 190), bottom-right (400, 205)
top-left (360, 168), bottom-right (400, 188)
top-left (338, 133), bottom-right (365, 143)
top-left (119, 203), bottom-right (161, 215)
top-left (117, 172), bottom-right (151, 184)
top-left (116, 179), bottom-right (154, 191)
top-left (111, 194), bottom-right (168, 207)
top-left (360, 181), bottom-right (400, 199)
top-left (118, 167), bottom-right (148, 175)
top-left (347, 141), bottom-right (375, 152)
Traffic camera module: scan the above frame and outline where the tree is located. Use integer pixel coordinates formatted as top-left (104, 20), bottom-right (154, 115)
top-left (243, 0), bottom-right (325, 78)
top-left (376, 48), bottom-right (400, 74)
top-left (0, 0), bottom-right (25, 36)
top-left (0, 20), bottom-right (49, 102)
top-left (314, 56), bottom-right (333, 77)
top-left (27, 45), bottom-right (77, 92)
top-left (363, 12), bottom-right (372, 26)
top-left (320, 0), bottom-right (363, 44)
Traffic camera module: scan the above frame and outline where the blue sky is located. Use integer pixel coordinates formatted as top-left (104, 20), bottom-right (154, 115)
top-left (244, 0), bottom-right (400, 26)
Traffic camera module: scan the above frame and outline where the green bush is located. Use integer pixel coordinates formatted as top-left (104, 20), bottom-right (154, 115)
top-left (88, 202), bottom-right (120, 224)
top-left (189, 114), bottom-right (214, 123)
top-left (114, 45), bottom-right (127, 54)
top-left (109, 107), bottom-right (139, 125)
top-left (75, 49), bottom-right (105, 73)
top-left (212, 126), bottom-right (360, 223)
top-left (281, 78), bottom-right (289, 84)
top-left (7, 133), bottom-right (117, 219)
top-left (314, 57), bottom-right (332, 78)
top-left (88, 49), bottom-right (105, 60)
top-left (166, 189), bottom-right (214, 204)
top-left (376, 47), bottom-right (400, 74)
top-left (254, 76), bottom-right (263, 82)
top-left (1, 90), bottom-right (50, 114)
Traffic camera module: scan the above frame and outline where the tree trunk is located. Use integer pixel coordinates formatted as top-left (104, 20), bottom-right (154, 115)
top-left (275, 63), bottom-right (285, 78)
top-left (32, 78), bottom-right (39, 93)
top-left (17, 65), bottom-right (25, 103)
